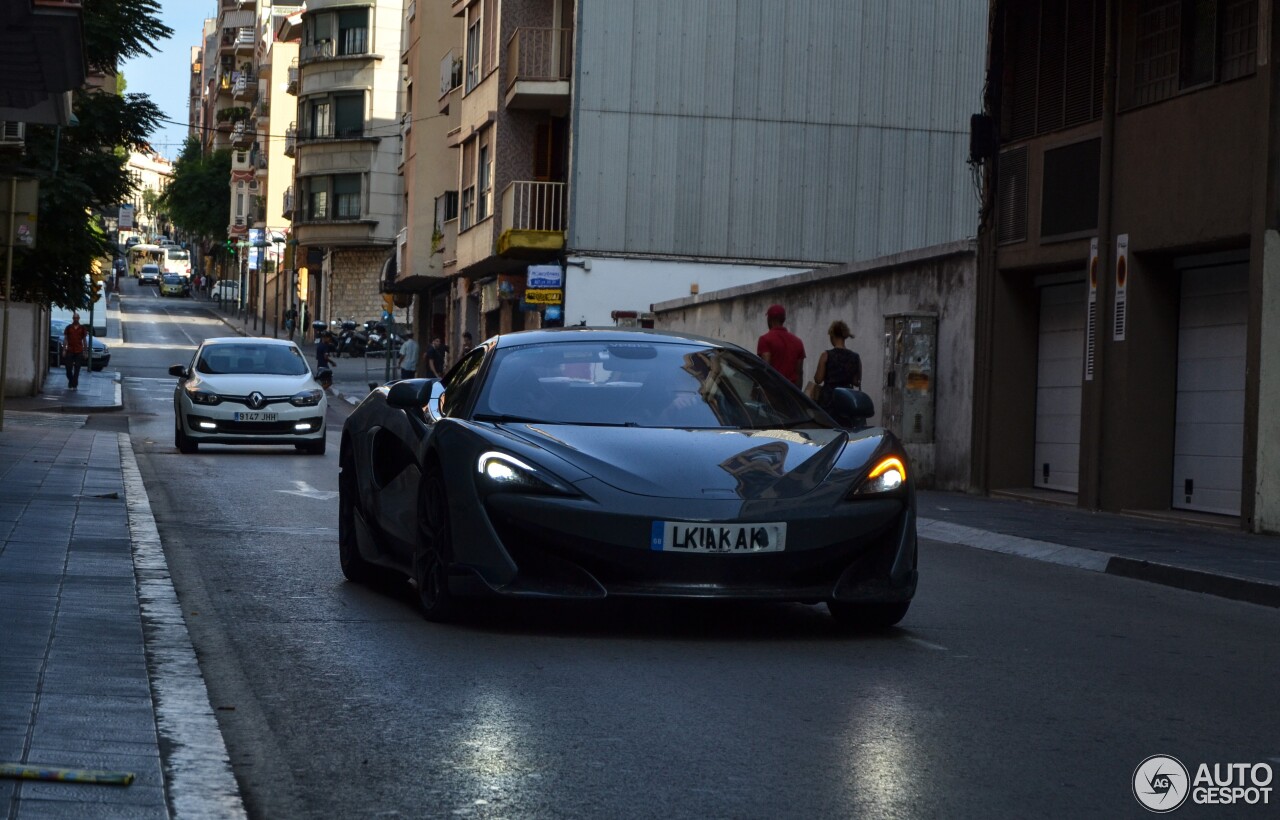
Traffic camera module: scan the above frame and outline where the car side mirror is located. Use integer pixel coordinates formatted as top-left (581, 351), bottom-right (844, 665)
top-left (169, 364), bottom-right (189, 379)
top-left (386, 378), bottom-right (438, 411)
top-left (828, 388), bottom-right (875, 428)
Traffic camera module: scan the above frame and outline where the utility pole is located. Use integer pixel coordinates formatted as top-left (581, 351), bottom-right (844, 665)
top-left (0, 178), bottom-right (17, 432)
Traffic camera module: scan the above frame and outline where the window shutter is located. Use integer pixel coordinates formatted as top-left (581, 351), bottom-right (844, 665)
top-left (1036, 0), bottom-right (1067, 133)
top-left (1006, 2), bottom-right (1040, 141)
top-left (997, 146), bottom-right (1029, 244)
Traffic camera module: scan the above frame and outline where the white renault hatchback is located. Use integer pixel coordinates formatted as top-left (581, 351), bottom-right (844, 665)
top-left (171, 337), bottom-right (328, 454)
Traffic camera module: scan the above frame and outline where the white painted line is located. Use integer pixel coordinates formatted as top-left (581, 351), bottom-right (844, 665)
top-left (903, 636), bottom-right (948, 652)
top-left (119, 433), bottom-right (247, 820)
top-left (917, 517), bottom-right (1112, 573)
top-left (279, 480), bottom-right (338, 501)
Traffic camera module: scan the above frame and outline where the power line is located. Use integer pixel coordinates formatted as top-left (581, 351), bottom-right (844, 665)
top-left (152, 108), bottom-right (448, 145)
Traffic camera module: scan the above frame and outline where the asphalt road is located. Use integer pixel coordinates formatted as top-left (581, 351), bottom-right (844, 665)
top-left (114, 280), bottom-right (1280, 819)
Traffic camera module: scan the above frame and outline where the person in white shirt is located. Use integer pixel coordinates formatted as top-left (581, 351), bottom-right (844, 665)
top-left (398, 331), bottom-right (420, 380)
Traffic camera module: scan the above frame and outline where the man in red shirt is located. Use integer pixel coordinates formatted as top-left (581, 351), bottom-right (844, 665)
top-left (62, 312), bottom-right (90, 389)
top-left (756, 304), bottom-right (806, 387)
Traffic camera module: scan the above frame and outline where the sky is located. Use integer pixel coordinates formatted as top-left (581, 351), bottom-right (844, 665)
top-left (121, 3), bottom-right (219, 160)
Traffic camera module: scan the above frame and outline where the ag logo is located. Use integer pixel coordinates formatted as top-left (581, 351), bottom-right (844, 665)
top-left (1134, 755), bottom-right (1190, 813)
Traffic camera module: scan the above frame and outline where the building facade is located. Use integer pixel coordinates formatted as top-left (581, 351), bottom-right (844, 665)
top-left (125, 151), bottom-right (174, 240)
top-left (280, 0), bottom-right (407, 327)
top-left (974, 0), bottom-right (1280, 532)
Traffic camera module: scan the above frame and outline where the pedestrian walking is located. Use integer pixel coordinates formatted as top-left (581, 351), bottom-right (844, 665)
top-left (460, 331), bottom-right (474, 357)
top-left (756, 304), bottom-right (806, 388)
top-left (811, 319), bottom-right (861, 410)
top-left (424, 336), bottom-right (445, 378)
top-left (62, 312), bottom-right (90, 390)
top-left (315, 332), bottom-right (337, 370)
top-left (398, 330), bottom-right (419, 380)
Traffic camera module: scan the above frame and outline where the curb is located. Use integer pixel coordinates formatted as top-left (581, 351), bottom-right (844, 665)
top-left (119, 434), bottom-right (248, 819)
top-left (917, 517), bottom-right (1280, 608)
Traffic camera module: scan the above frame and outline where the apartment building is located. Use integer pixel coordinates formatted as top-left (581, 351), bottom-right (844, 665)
top-left (125, 151), bottom-right (174, 239)
top-left (280, 0), bottom-right (407, 326)
top-left (974, 0), bottom-right (1280, 532)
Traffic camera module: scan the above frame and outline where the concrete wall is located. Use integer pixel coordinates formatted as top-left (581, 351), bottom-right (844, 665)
top-left (564, 256), bottom-right (807, 328)
top-left (0, 303), bottom-right (48, 397)
top-left (1257, 231), bottom-right (1280, 534)
top-left (653, 241), bottom-right (977, 490)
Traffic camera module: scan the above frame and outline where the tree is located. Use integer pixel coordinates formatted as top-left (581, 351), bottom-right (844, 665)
top-left (161, 137), bottom-right (232, 246)
top-left (10, 92), bottom-right (162, 307)
top-left (81, 0), bottom-right (173, 76)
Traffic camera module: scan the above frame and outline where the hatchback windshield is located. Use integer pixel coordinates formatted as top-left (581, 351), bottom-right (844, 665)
top-left (196, 343), bottom-right (310, 376)
top-left (476, 340), bottom-right (830, 429)
top-left (163, 274), bottom-right (184, 285)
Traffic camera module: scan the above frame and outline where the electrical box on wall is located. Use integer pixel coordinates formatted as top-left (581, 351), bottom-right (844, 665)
top-left (882, 314), bottom-right (937, 444)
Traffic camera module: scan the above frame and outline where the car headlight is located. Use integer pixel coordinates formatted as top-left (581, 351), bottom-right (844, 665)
top-left (476, 451), bottom-right (576, 496)
top-left (185, 384), bottom-right (222, 406)
top-left (850, 455), bottom-right (907, 496)
top-left (289, 389), bottom-right (325, 407)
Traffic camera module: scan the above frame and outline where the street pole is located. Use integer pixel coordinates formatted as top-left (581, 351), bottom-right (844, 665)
top-left (0, 178), bottom-right (16, 432)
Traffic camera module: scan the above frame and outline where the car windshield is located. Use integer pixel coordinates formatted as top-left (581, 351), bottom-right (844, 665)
top-left (475, 340), bottom-right (831, 429)
top-left (163, 275), bottom-right (184, 284)
top-left (142, 265), bottom-right (158, 272)
top-left (195, 344), bottom-right (310, 376)
top-left (166, 250), bottom-right (189, 260)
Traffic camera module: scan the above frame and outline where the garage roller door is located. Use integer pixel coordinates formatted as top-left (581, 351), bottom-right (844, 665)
top-left (1034, 282), bottom-right (1086, 493)
top-left (1172, 264), bottom-right (1247, 516)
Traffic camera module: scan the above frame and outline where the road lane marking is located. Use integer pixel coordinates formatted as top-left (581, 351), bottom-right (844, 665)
top-left (279, 480), bottom-right (338, 501)
top-left (903, 636), bottom-right (948, 652)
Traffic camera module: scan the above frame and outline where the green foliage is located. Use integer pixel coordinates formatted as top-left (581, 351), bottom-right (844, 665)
top-left (160, 137), bottom-right (232, 245)
top-left (81, 0), bottom-right (174, 75)
top-left (9, 91), bottom-right (163, 307)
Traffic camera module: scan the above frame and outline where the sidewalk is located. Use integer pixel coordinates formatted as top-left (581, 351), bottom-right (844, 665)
top-left (0, 414), bottom-right (245, 819)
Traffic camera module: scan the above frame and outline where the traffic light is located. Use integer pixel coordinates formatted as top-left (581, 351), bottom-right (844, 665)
top-left (225, 238), bottom-right (234, 254)
top-left (90, 279), bottom-right (102, 301)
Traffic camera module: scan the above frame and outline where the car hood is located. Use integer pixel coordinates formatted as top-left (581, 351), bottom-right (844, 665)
top-left (497, 424), bottom-right (877, 500)
top-left (190, 373), bottom-right (319, 395)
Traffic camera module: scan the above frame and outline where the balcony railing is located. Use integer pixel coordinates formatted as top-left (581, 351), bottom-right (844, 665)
top-left (284, 123), bottom-right (297, 156)
top-left (399, 112), bottom-right (411, 165)
top-left (439, 50), bottom-right (463, 97)
top-left (506, 27), bottom-right (573, 90)
top-left (300, 40), bottom-right (334, 62)
top-left (501, 181), bottom-right (566, 233)
top-left (286, 61), bottom-right (299, 94)
top-left (282, 186), bottom-right (295, 219)
top-left (221, 26), bottom-right (254, 51)
top-left (232, 72), bottom-right (256, 98)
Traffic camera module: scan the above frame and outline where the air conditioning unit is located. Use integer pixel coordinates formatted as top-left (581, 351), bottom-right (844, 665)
top-left (0, 121), bottom-right (25, 143)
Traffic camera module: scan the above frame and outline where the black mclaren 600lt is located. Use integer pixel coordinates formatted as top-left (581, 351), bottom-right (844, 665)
top-left (338, 328), bottom-right (917, 627)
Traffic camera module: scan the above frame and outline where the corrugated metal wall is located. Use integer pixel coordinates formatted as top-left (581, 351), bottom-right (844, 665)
top-left (571, 0), bottom-right (986, 264)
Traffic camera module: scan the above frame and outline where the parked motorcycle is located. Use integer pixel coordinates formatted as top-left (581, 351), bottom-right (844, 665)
top-left (332, 318), bottom-right (367, 358)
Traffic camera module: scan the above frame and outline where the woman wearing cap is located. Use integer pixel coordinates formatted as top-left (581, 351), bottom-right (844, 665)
top-left (812, 320), bottom-right (861, 410)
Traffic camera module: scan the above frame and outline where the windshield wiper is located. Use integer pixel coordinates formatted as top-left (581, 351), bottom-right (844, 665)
top-left (473, 413), bottom-right (544, 424)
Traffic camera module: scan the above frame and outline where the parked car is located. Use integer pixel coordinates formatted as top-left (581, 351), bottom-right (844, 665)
top-left (338, 328), bottom-right (916, 626)
top-left (49, 318), bottom-right (110, 371)
top-left (139, 263), bottom-right (161, 285)
top-left (170, 337), bottom-right (329, 455)
top-left (211, 279), bottom-right (240, 300)
top-left (160, 273), bottom-right (190, 297)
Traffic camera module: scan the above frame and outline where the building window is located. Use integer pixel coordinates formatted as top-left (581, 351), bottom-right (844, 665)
top-left (1127, 0), bottom-right (1258, 107)
top-left (338, 9), bottom-right (369, 56)
top-left (309, 185), bottom-right (329, 220)
top-left (334, 93), bottom-right (363, 137)
top-left (435, 191), bottom-right (459, 227)
top-left (1004, 0), bottom-right (1106, 141)
top-left (310, 101), bottom-right (331, 139)
top-left (1041, 138), bottom-right (1101, 238)
top-left (460, 138), bottom-right (477, 230)
top-left (334, 174), bottom-right (362, 219)
top-left (465, 17), bottom-right (481, 92)
top-left (477, 127), bottom-right (492, 222)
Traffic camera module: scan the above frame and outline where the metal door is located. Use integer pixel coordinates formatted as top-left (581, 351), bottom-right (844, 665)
top-left (1173, 263), bottom-right (1247, 515)
top-left (1034, 282), bottom-right (1086, 492)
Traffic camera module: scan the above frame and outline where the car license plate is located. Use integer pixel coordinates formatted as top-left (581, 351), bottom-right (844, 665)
top-left (234, 412), bottom-right (277, 422)
top-left (650, 521), bottom-right (786, 553)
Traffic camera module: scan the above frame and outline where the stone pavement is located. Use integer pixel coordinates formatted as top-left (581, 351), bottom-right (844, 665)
top-left (0, 414), bottom-right (244, 819)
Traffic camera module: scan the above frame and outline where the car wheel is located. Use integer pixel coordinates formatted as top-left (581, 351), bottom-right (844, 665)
top-left (175, 421), bottom-right (198, 454)
top-left (827, 601), bottom-right (910, 630)
top-left (338, 443), bottom-right (382, 584)
top-left (415, 468), bottom-right (458, 622)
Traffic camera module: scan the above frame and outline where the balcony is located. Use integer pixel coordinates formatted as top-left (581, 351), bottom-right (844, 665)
top-left (231, 148), bottom-right (251, 171)
top-left (438, 50), bottom-right (462, 112)
top-left (282, 186), bottom-right (295, 220)
top-left (221, 26), bottom-right (254, 53)
top-left (230, 121), bottom-right (252, 147)
top-left (284, 122), bottom-right (297, 157)
top-left (504, 28), bottom-right (572, 114)
top-left (498, 181), bottom-right (566, 257)
top-left (299, 40), bottom-right (334, 63)
top-left (232, 72), bottom-right (256, 99)
top-left (286, 60), bottom-right (298, 95)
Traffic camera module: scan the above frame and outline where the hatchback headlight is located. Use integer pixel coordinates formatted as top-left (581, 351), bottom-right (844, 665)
top-left (290, 389), bottom-right (325, 407)
top-left (185, 384), bottom-right (221, 406)
top-left (850, 455), bottom-right (907, 496)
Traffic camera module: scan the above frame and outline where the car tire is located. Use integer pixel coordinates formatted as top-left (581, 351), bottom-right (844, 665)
top-left (827, 600), bottom-right (910, 630)
top-left (415, 468), bottom-right (459, 622)
top-left (175, 421), bottom-right (198, 454)
top-left (338, 444), bottom-right (385, 584)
